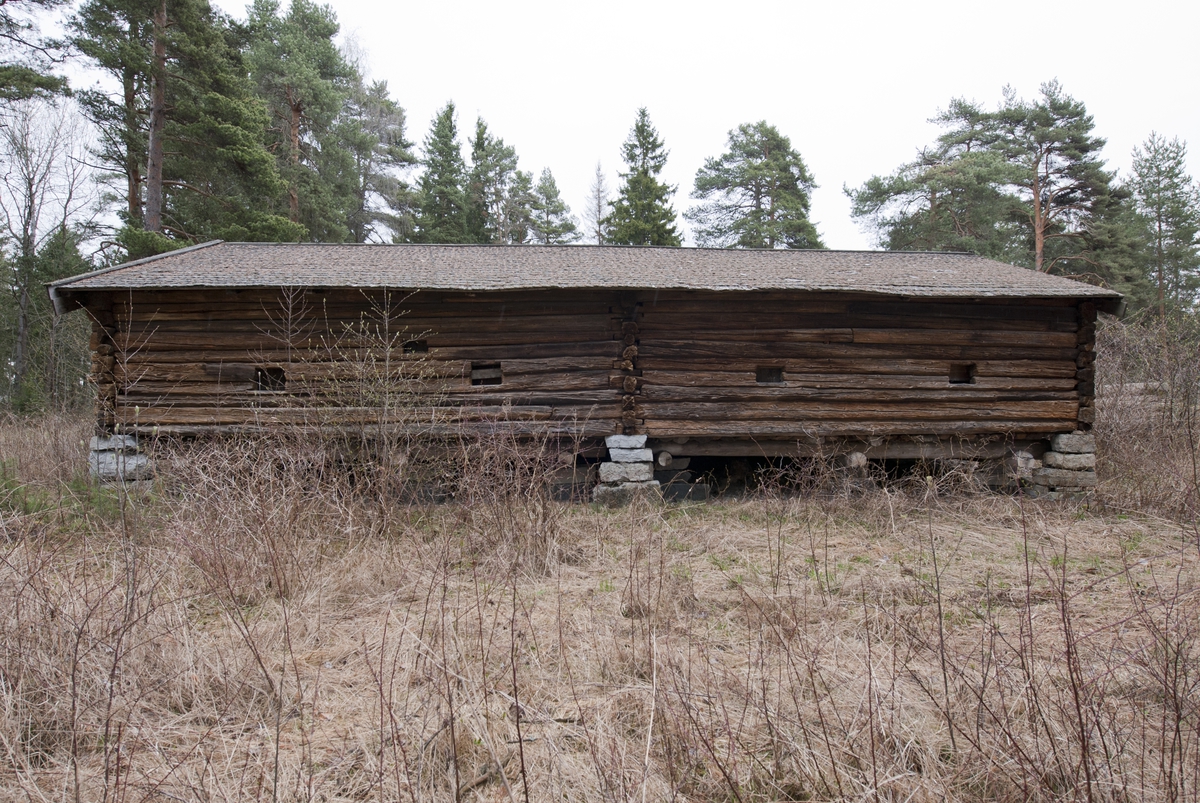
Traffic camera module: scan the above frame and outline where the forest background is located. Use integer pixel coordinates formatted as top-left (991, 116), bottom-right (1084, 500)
top-left (1, 0), bottom-right (1198, 412)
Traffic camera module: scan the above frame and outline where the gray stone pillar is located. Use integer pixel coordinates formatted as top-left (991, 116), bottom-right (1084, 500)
top-left (592, 434), bottom-right (660, 506)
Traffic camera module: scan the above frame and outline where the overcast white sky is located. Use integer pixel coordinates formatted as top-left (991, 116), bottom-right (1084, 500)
top-left (213, 0), bottom-right (1199, 249)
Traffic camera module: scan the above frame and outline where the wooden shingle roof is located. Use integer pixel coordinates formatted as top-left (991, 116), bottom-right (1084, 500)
top-left (51, 240), bottom-right (1123, 303)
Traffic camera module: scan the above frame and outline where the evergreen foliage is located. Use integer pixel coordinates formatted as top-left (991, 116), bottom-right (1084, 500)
top-left (247, 0), bottom-right (357, 241)
top-left (531, 168), bottom-right (580, 244)
top-left (339, 77), bottom-right (416, 243)
top-left (0, 0), bottom-right (69, 103)
top-left (500, 170), bottom-right (535, 244)
top-left (849, 82), bottom-right (1159, 309)
top-left (687, 121), bottom-right (823, 249)
top-left (1131, 133), bottom-right (1200, 314)
top-left (605, 108), bottom-right (680, 246)
top-left (465, 117), bottom-right (518, 243)
top-left (72, 0), bottom-right (303, 258)
top-left (413, 102), bottom-right (469, 243)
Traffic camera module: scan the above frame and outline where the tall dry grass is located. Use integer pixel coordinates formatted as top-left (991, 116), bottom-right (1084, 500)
top-left (0, 315), bottom-right (1197, 802)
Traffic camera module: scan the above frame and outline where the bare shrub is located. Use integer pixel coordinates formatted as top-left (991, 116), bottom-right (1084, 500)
top-left (1095, 314), bottom-right (1200, 520)
top-left (1, 408), bottom-right (1198, 801)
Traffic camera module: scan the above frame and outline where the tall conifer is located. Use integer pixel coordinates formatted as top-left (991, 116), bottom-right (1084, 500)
top-left (604, 108), bottom-right (680, 246)
top-left (414, 102), bottom-right (468, 243)
top-left (1131, 133), bottom-right (1200, 315)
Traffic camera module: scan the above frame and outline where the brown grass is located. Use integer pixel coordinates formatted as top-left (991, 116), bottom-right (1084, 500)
top-left (0, 317), bottom-right (1197, 803)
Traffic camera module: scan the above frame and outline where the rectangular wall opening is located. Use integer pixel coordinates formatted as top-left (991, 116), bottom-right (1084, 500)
top-left (470, 362), bottom-right (502, 386)
top-left (254, 366), bottom-right (286, 392)
top-left (755, 366), bottom-right (784, 384)
top-left (403, 339), bottom-right (428, 354)
top-left (949, 363), bottom-right (977, 384)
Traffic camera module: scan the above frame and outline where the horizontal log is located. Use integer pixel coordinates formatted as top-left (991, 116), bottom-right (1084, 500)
top-left (646, 437), bottom-right (1045, 459)
top-left (636, 386), bottom-right (1077, 403)
top-left (118, 314), bottom-right (619, 336)
top-left (120, 329), bottom-right (619, 351)
top-left (639, 370), bottom-right (1079, 391)
top-left (115, 341), bottom-right (622, 363)
top-left (633, 340), bottom-right (1077, 363)
top-left (634, 400), bottom-right (1078, 421)
top-left (638, 312), bottom-right (1075, 334)
top-left (642, 419), bottom-right (1076, 438)
top-left (113, 402), bottom-right (621, 427)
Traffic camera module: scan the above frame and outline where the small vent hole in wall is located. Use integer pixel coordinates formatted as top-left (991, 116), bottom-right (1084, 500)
top-left (255, 366), bottom-right (286, 391)
top-left (755, 366), bottom-right (784, 384)
top-left (471, 362), bottom-right (502, 386)
top-left (403, 339), bottom-right (428, 354)
top-left (949, 363), bottom-right (976, 384)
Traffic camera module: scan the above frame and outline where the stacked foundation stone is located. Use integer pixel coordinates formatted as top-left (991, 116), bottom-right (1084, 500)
top-left (1027, 432), bottom-right (1097, 499)
top-left (592, 434), bottom-right (659, 506)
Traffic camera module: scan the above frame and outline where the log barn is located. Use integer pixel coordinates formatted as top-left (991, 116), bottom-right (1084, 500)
top-left (49, 241), bottom-right (1123, 497)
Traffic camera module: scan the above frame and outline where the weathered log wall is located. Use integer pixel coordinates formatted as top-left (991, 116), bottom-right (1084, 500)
top-left (627, 291), bottom-right (1092, 440)
top-left (82, 287), bottom-right (1095, 446)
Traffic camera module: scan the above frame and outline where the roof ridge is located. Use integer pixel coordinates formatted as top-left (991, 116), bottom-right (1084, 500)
top-left (191, 241), bottom-right (979, 257)
top-left (48, 239), bottom-right (225, 289)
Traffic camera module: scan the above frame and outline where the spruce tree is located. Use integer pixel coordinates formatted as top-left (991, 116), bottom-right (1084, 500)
top-left (531, 168), bottom-right (580, 244)
top-left (687, 121), bottom-right (823, 249)
top-left (414, 102), bottom-right (469, 243)
top-left (604, 108), bottom-right (680, 246)
top-left (1131, 133), bottom-right (1200, 315)
top-left (465, 117), bottom-right (517, 243)
top-left (500, 170), bottom-right (535, 244)
top-left (339, 77), bottom-right (416, 242)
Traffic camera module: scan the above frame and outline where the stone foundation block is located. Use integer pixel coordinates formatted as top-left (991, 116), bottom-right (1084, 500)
top-left (605, 434), bottom-right (647, 449)
top-left (609, 447), bottom-right (653, 463)
top-left (593, 481), bottom-right (661, 507)
top-left (1043, 451), bottom-right (1096, 470)
top-left (1031, 467), bottom-right (1097, 487)
top-left (1051, 432), bottom-right (1096, 454)
top-left (599, 461), bottom-right (654, 483)
top-left (89, 452), bottom-right (153, 482)
top-left (90, 434), bottom-right (139, 452)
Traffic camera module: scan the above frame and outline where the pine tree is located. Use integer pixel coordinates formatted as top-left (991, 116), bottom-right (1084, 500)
top-left (848, 100), bottom-right (1023, 259)
top-left (850, 84), bottom-right (1131, 285)
top-left (604, 108), bottom-right (680, 246)
top-left (531, 168), bottom-right (579, 244)
top-left (0, 0), bottom-right (69, 103)
top-left (583, 161), bottom-right (610, 244)
top-left (72, 0), bottom-right (302, 257)
top-left (687, 121), bottom-right (823, 249)
top-left (413, 102), bottom-right (469, 243)
top-left (464, 117), bottom-right (517, 243)
top-left (1130, 133), bottom-right (1200, 315)
top-left (247, 0), bottom-right (357, 242)
top-left (991, 81), bottom-right (1113, 273)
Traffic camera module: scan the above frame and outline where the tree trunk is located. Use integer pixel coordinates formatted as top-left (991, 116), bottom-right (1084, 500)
top-left (12, 279), bottom-right (31, 394)
top-left (144, 0), bottom-right (168, 233)
top-left (1032, 162), bottom-right (1045, 272)
top-left (123, 53), bottom-right (143, 226)
top-left (287, 87), bottom-right (301, 222)
top-left (1156, 216), bottom-right (1166, 318)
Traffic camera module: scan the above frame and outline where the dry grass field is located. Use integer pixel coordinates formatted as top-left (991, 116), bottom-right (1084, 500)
top-left (1, 319), bottom-right (1198, 803)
